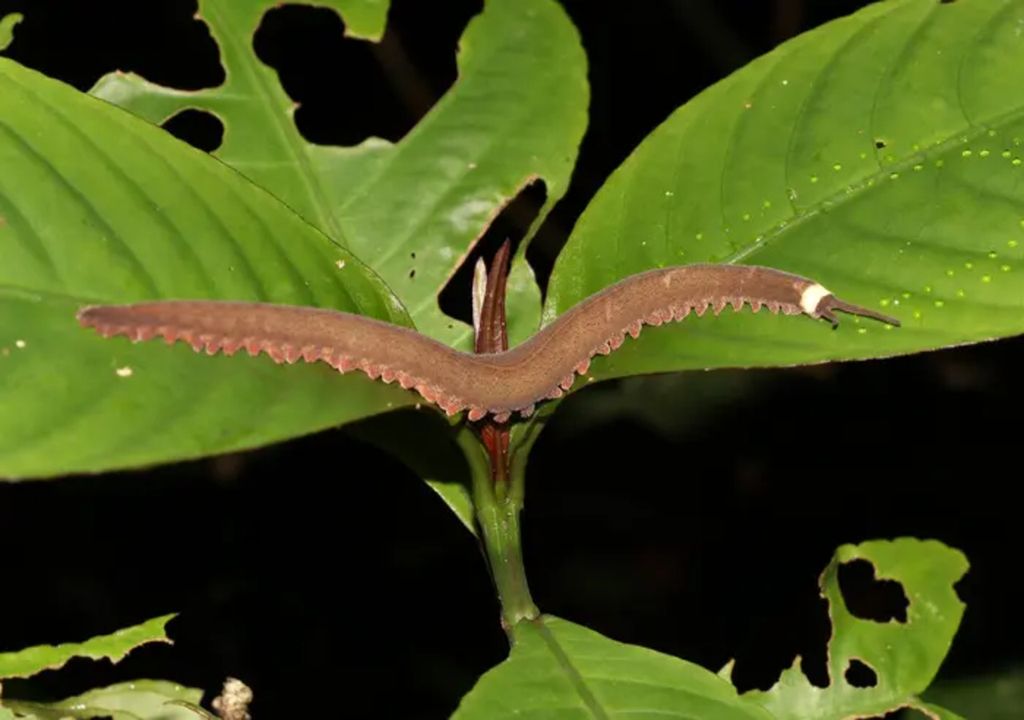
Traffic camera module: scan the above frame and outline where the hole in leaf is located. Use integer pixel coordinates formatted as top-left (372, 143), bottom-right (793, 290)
top-left (875, 139), bottom-right (887, 149)
top-left (253, 0), bottom-right (480, 146)
top-left (161, 109), bottom-right (224, 153)
top-left (837, 559), bottom-right (909, 623)
top-left (862, 711), bottom-right (932, 719)
top-left (437, 179), bottom-right (548, 327)
top-left (844, 658), bottom-right (878, 687)
top-left (726, 572), bottom-right (832, 692)
top-left (0, 0), bottom-right (223, 91)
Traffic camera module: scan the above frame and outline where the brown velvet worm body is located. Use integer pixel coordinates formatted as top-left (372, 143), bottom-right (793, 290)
top-left (77, 264), bottom-right (899, 422)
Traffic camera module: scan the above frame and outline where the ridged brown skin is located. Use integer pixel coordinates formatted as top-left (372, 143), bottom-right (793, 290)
top-left (78, 264), bottom-right (898, 422)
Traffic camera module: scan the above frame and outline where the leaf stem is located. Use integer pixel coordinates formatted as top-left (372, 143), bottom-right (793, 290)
top-left (457, 427), bottom-right (539, 631)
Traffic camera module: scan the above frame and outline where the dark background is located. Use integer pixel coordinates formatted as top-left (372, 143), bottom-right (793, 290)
top-left (0, 1), bottom-right (1020, 718)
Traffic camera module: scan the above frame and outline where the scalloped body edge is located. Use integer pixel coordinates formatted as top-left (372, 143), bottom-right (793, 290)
top-left (77, 264), bottom-right (899, 422)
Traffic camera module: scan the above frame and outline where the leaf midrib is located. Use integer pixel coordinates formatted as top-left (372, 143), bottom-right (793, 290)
top-left (533, 618), bottom-right (610, 720)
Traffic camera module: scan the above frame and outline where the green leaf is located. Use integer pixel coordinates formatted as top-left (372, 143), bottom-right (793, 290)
top-left (91, 0), bottom-right (588, 348)
top-left (452, 615), bottom-right (773, 720)
top-left (545, 0), bottom-right (1024, 388)
top-left (344, 409), bottom-right (477, 535)
top-left (325, 0), bottom-right (388, 41)
top-left (4, 680), bottom-right (206, 720)
top-left (0, 13), bottom-right (21, 51)
top-left (0, 615), bottom-right (176, 680)
top-left (743, 539), bottom-right (968, 719)
top-left (922, 665), bottom-right (1024, 719)
top-left (0, 57), bottom-right (418, 479)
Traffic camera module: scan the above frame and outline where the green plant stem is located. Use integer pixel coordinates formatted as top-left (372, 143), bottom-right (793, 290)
top-left (456, 427), bottom-right (538, 630)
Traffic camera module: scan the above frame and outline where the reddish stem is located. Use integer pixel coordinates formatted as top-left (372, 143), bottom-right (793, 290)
top-left (475, 240), bottom-right (512, 489)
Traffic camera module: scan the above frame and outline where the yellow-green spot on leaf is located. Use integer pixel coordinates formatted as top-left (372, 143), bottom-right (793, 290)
top-left (1003, 150), bottom-right (1013, 159)
top-left (832, 163), bottom-right (842, 171)
top-left (935, 159), bottom-right (945, 167)
top-left (857, 327), bottom-right (868, 335)
top-left (979, 149), bottom-right (991, 158)
top-left (1014, 158), bottom-right (1023, 167)
top-left (1009, 239), bottom-right (1019, 248)
top-left (810, 175), bottom-right (819, 183)
top-left (924, 285), bottom-right (933, 294)
top-left (742, 212), bottom-right (751, 221)
top-left (879, 298), bottom-right (891, 308)
top-left (0, 12), bottom-right (22, 51)
top-left (956, 289), bottom-right (966, 298)
top-left (962, 149), bottom-right (973, 158)
top-left (901, 292), bottom-right (911, 299)
top-left (935, 300), bottom-right (946, 308)
top-left (982, 275), bottom-right (991, 283)
top-left (913, 164), bottom-right (923, 171)
top-left (913, 310), bottom-right (922, 319)
top-left (988, 251), bottom-right (998, 259)
top-left (964, 262), bottom-right (973, 270)
top-left (1002, 264), bottom-right (1013, 272)
top-left (763, 200), bottom-right (772, 209)
top-left (946, 269), bottom-right (955, 277)
top-left (695, 232), bottom-right (704, 240)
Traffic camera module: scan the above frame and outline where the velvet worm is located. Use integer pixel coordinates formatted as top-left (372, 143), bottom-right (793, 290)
top-left (78, 264), bottom-right (899, 422)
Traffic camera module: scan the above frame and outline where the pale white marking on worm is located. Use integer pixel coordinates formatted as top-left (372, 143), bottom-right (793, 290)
top-left (799, 283), bottom-right (831, 316)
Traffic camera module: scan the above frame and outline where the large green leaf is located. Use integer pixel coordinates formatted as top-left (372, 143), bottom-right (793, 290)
top-left (546, 0), bottom-right (1024, 388)
top-left (0, 57), bottom-right (416, 479)
top-left (451, 615), bottom-right (773, 720)
top-left (4, 680), bottom-right (206, 720)
top-left (742, 539), bottom-right (968, 719)
top-left (91, 0), bottom-right (588, 348)
top-left (0, 615), bottom-right (175, 680)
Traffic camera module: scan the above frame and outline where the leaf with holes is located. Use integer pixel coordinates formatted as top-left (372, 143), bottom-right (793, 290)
top-left (3, 680), bottom-right (207, 720)
top-left (452, 614), bottom-right (774, 720)
top-left (741, 539), bottom-right (967, 719)
top-left (0, 57), bottom-right (416, 479)
top-left (90, 0), bottom-right (588, 349)
top-left (0, 614), bottom-right (175, 680)
top-left (545, 0), bottom-right (1024, 391)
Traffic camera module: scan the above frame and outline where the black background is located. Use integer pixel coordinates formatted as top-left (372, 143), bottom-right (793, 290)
top-left (0, 1), bottom-right (1020, 718)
